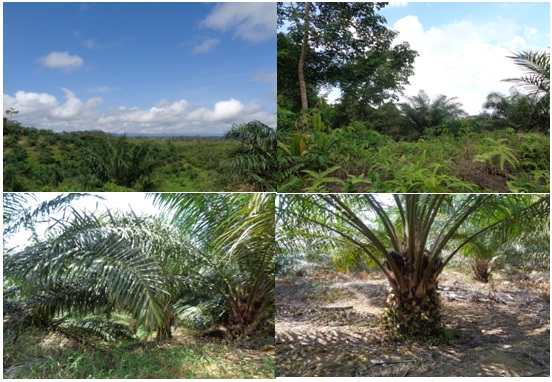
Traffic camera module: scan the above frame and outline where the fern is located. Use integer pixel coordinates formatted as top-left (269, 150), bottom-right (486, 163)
top-left (343, 173), bottom-right (372, 192)
top-left (473, 137), bottom-right (520, 171)
top-left (303, 166), bottom-right (344, 192)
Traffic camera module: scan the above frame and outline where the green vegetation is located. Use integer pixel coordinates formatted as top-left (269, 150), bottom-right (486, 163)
top-left (218, 121), bottom-right (278, 191)
top-left (4, 193), bottom-right (275, 378)
top-left (3, 121), bottom-right (276, 192)
top-left (277, 2), bottom-right (549, 193)
top-left (277, 124), bottom-right (549, 192)
top-left (4, 329), bottom-right (274, 379)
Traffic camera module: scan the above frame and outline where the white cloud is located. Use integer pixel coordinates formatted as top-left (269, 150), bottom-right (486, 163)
top-left (4, 91), bottom-right (57, 117)
top-left (193, 38), bottom-right (220, 54)
top-left (50, 88), bottom-right (103, 120)
top-left (523, 26), bottom-right (542, 42)
top-left (387, 2), bottom-right (408, 8)
top-left (188, 98), bottom-right (256, 124)
top-left (391, 15), bottom-right (542, 114)
top-left (4, 90), bottom-right (275, 135)
top-left (82, 36), bottom-right (130, 50)
top-left (38, 51), bottom-right (84, 71)
top-left (86, 86), bottom-right (120, 93)
top-left (3, 88), bottom-right (102, 130)
top-left (252, 70), bottom-right (277, 83)
top-left (202, 3), bottom-right (275, 43)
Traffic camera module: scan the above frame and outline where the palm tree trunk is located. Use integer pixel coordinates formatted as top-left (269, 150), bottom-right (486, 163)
top-left (382, 250), bottom-right (443, 337)
top-left (156, 312), bottom-right (172, 341)
top-left (298, 2), bottom-right (311, 110)
top-left (225, 292), bottom-right (266, 338)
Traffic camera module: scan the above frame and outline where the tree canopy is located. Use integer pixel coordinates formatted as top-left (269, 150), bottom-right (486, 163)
top-left (277, 2), bottom-right (417, 111)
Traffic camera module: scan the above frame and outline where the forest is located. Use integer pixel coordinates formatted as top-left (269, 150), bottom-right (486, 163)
top-left (277, 2), bottom-right (550, 193)
top-left (3, 193), bottom-right (275, 378)
top-left (276, 194), bottom-right (550, 377)
top-left (3, 120), bottom-right (277, 192)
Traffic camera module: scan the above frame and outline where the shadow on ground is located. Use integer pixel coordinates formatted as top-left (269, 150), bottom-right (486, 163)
top-left (276, 270), bottom-right (550, 377)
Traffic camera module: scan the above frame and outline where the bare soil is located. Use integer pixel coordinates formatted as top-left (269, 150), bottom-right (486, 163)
top-left (276, 269), bottom-right (550, 377)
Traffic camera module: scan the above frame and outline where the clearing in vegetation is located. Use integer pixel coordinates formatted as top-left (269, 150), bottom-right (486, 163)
top-left (276, 268), bottom-right (549, 377)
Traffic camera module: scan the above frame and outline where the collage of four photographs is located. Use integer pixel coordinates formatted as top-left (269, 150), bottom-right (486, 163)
top-left (3, 1), bottom-right (550, 378)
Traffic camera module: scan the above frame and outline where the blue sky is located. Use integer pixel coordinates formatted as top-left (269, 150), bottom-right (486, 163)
top-left (3, 2), bottom-right (276, 135)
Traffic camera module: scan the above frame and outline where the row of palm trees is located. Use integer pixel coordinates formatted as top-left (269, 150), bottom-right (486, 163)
top-left (397, 50), bottom-right (550, 139)
top-left (4, 192), bottom-right (547, 341)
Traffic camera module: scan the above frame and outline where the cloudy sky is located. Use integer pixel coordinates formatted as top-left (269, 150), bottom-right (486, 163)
top-left (3, 2), bottom-right (276, 135)
top-left (379, 2), bottom-right (550, 115)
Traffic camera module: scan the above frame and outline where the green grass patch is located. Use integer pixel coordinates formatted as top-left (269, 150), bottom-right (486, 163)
top-left (4, 330), bottom-right (275, 379)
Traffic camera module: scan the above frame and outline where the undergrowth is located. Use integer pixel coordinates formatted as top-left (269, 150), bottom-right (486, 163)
top-left (277, 126), bottom-right (549, 193)
top-left (3, 329), bottom-right (275, 379)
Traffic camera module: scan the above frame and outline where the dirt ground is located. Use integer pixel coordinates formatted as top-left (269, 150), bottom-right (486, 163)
top-left (276, 269), bottom-right (550, 377)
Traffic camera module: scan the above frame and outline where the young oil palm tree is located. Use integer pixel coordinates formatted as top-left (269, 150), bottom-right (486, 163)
top-left (4, 193), bottom-right (276, 343)
top-left (86, 135), bottom-right (158, 191)
top-left (455, 195), bottom-right (551, 281)
top-left (152, 193), bottom-right (275, 338)
top-left (218, 121), bottom-right (277, 191)
top-left (3, 206), bottom-right (177, 342)
top-left (493, 49), bottom-right (551, 132)
top-left (278, 194), bottom-right (549, 338)
top-left (503, 50), bottom-right (550, 105)
top-left (482, 89), bottom-right (549, 132)
top-left (398, 90), bottom-right (468, 140)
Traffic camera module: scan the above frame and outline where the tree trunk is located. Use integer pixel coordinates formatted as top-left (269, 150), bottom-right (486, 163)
top-left (156, 312), bottom-right (172, 341)
top-left (298, 2), bottom-right (311, 110)
top-left (382, 251), bottom-right (444, 338)
top-left (225, 294), bottom-right (264, 338)
top-left (471, 258), bottom-right (492, 283)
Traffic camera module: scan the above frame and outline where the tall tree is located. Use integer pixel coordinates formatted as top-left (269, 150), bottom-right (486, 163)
top-left (277, 32), bottom-right (325, 112)
top-left (277, 2), bottom-right (417, 110)
top-left (278, 194), bottom-right (549, 338)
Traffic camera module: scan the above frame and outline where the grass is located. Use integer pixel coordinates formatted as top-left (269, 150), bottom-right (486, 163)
top-left (4, 329), bottom-right (275, 379)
